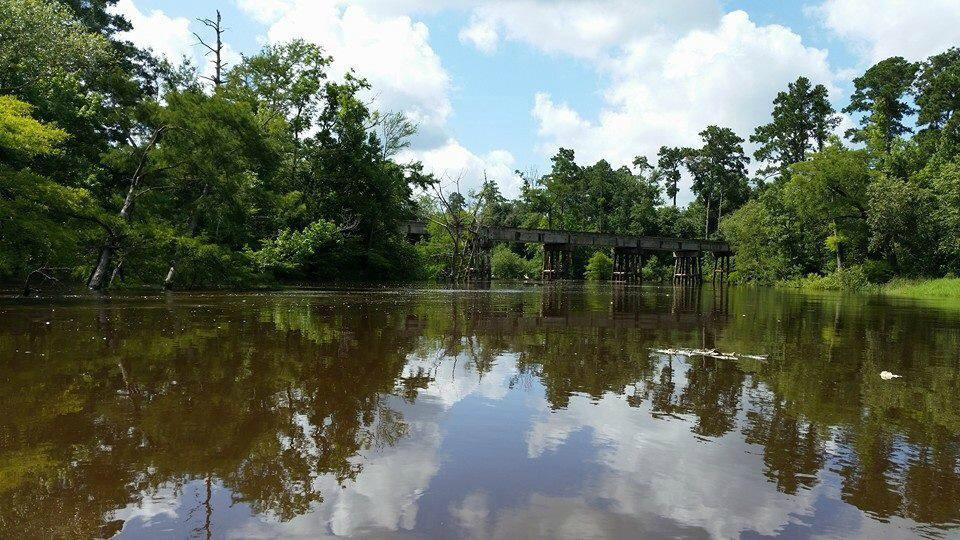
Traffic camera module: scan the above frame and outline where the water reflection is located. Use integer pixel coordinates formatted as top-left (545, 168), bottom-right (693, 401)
top-left (0, 285), bottom-right (959, 538)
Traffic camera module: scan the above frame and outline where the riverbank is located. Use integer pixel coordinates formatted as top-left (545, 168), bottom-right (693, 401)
top-left (882, 277), bottom-right (960, 299)
top-left (781, 270), bottom-right (960, 299)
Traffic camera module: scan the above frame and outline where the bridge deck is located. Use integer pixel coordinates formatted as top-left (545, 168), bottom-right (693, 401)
top-left (401, 221), bottom-right (732, 254)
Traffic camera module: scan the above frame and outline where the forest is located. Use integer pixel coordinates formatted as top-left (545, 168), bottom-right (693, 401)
top-left (2, 0), bottom-right (960, 291)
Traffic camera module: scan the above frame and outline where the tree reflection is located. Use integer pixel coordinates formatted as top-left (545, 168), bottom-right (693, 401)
top-left (0, 298), bottom-right (417, 536)
top-left (1, 287), bottom-right (960, 536)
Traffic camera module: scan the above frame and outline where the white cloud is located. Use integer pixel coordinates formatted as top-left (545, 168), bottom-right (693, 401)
top-left (458, 0), bottom-right (722, 60)
top-left (458, 14), bottom-right (499, 54)
top-left (112, 0), bottom-right (194, 65)
top-left (257, 1), bottom-right (453, 132)
top-left (815, 0), bottom-right (960, 63)
top-left (531, 11), bottom-right (838, 202)
top-left (236, 0), bottom-right (291, 23)
top-left (238, 0), bottom-right (518, 194)
top-left (398, 139), bottom-right (524, 198)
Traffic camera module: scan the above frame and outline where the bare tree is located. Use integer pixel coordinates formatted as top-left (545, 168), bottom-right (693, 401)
top-left (427, 173), bottom-right (488, 282)
top-left (194, 11), bottom-right (227, 88)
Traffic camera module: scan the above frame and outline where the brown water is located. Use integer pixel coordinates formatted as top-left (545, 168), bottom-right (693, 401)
top-left (1, 284), bottom-right (960, 539)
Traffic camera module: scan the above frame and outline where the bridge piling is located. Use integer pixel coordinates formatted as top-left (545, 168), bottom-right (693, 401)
top-left (543, 243), bottom-right (572, 281)
top-left (674, 251), bottom-right (705, 285)
top-left (613, 248), bottom-right (644, 284)
top-left (712, 253), bottom-right (733, 283)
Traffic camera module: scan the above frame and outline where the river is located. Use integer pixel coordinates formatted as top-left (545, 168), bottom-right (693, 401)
top-left (1, 284), bottom-right (959, 538)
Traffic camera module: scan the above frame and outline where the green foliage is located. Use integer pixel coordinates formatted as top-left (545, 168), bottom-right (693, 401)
top-left (861, 260), bottom-right (894, 284)
top-left (684, 125), bottom-right (750, 237)
top-left (844, 56), bottom-right (918, 150)
top-left (751, 76), bottom-right (838, 177)
top-left (784, 266), bottom-right (874, 292)
top-left (0, 3), bottom-right (429, 290)
top-left (584, 252), bottom-right (613, 281)
top-left (0, 95), bottom-right (103, 281)
top-left (491, 244), bottom-right (533, 280)
top-left (866, 174), bottom-right (938, 275)
top-left (927, 160), bottom-right (960, 272)
top-left (0, 96), bottom-right (67, 157)
top-left (657, 146), bottom-right (685, 206)
top-left (914, 48), bottom-right (960, 155)
top-left (159, 236), bottom-right (260, 289)
top-left (721, 197), bottom-right (796, 283)
top-left (527, 148), bottom-right (662, 235)
top-left (4, 2), bottom-right (960, 291)
top-left (0, 168), bottom-right (102, 280)
top-left (249, 220), bottom-right (340, 276)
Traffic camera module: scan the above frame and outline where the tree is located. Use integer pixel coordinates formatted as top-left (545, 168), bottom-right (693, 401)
top-left (0, 0), bottom-right (116, 181)
top-left (784, 143), bottom-right (872, 270)
top-left (0, 96), bottom-right (102, 289)
top-left (844, 57), bottom-right (918, 152)
top-left (684, 126), bottom-right (750, 237)
top-left (584, 251), bottom-right (613, 281)
top-left (720, 196), bottom-right (794, 283)
top-left (540, 148), bottom-right (584, 230)
top-left (914, 48), bottom-right (960, 156)
top-left (657, 146), bottom-right (685, 206)
top-left (376, 111), bottom-right (418, 160)
top-left (194, 11), bottom-right (227, 88)
top-left (86, 124), bottom-right (169, 291)
top-left (491, 244), bottom-right (531, 280)
top-left (155, 90), bottom-right (279, 288)
top-left (225, 39), bottom-right (331, 188)
top-left (751, 76), bottom-right (838, 178)
top-left (866, 175), bottom-right (937, 274)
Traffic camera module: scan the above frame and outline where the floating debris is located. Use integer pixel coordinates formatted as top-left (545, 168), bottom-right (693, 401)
top-left (651, 348), bottom-right (767, 362)
top-left (880, 371), bottom-right (902, 380)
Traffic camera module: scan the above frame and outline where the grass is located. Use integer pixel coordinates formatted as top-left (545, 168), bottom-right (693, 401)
top-left (779, 266), bottom-right (960, 299)
top-left (882, 277), bottom-right (960, 299)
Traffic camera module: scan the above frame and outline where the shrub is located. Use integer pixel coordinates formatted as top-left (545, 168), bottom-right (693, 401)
top-left (783, 265), bottom-right (874, 291)
top-left (862, 260), bottom-right (894, 284)
top-left (584, 251), bottom-right (613, 281)
top-left (491, 244), bottom-right (529, 280)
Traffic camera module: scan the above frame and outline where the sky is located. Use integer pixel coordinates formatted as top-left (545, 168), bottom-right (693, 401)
top-left (112, 0), bottom-right (960, 203)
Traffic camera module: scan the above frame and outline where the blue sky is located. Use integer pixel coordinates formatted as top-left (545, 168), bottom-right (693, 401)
top-left (115, 0), bottom-right (960, 202)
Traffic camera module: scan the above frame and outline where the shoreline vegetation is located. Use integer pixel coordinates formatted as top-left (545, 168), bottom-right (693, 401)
top-left (3, 1), bottom-right (959, 295)
top-left (782, 273), bottom-right (960, 299)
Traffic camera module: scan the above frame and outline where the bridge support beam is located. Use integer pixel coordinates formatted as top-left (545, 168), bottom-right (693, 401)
top-left (542, 243), bottom-right (572, 281)
top-left (673, 251), bottom-right (703, 285)
top-left (712, 253), bottom-right (733, 283)
top-left (613, 247), bottom-right (644, 284)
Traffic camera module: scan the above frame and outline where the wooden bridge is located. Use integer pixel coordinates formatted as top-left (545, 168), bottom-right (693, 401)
top-left (401, 221), bottom-right (733, 283)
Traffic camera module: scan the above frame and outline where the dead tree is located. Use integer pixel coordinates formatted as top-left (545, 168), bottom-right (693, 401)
top-left (194, 11), bottom-right (227, 88)
top-left (428, 173), bottom-right (492, 282)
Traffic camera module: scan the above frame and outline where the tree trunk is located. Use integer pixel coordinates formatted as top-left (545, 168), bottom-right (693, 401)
top-left (88, 182), bottom-right (137, 291)
top-left (833, 221), bottom-right (843, 269)
top-left (704, 196), bottom-right (711, 238)
top-left (88, 127), bottom-right (165, 292)
top-left (717, 189), bottom-right (724, 231)
top-left (164, 184), bottom-right (208, 290)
